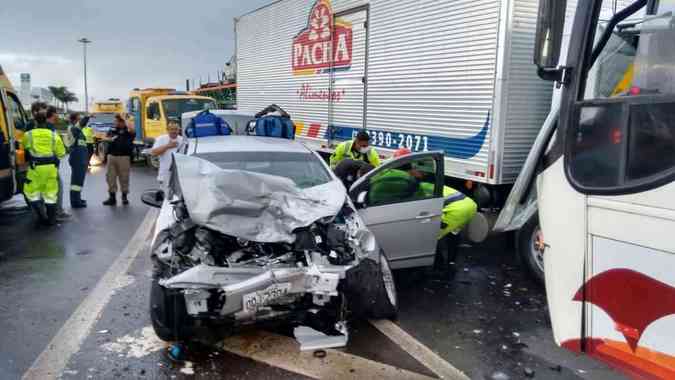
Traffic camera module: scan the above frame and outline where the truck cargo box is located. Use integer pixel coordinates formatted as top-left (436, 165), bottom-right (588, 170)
top-left (235, 0), bottom-right (555, 184)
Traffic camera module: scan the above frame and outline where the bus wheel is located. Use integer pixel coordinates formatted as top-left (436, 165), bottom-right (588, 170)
top-left (517, 215), bottom-right (545, 285)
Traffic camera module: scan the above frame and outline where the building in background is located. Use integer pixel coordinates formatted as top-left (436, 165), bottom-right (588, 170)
top-left (30, 87), bottom-right (54, 105)
top-left (19, 73), bottom-right (32, 106)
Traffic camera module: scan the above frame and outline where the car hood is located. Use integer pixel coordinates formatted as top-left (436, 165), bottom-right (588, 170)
top-left (172, 154), bottom-right (346, 244)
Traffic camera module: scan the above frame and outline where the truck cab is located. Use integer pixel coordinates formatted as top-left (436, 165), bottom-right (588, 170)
top-left (0, 65), bottom-right (29, 203)
top-left (127, 89), bottom-right (216, 146)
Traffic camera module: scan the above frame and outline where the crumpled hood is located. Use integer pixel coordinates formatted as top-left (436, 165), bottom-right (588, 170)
top-left (173, 154), bottom-right (345, 243)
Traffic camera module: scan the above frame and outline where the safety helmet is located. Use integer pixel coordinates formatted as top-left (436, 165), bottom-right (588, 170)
top-left (393, 148), bottom-right (412, 158)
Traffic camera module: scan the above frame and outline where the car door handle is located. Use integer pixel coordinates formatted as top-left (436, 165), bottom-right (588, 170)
top-left (415, 212), bottom-right (441, 220)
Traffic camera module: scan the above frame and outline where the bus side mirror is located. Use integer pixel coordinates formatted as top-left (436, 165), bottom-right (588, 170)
top-left (534, 0), bottom-right (567, 80)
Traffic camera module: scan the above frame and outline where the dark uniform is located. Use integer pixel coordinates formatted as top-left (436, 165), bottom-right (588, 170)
top-left (69, 121), bottom-right (89, 208)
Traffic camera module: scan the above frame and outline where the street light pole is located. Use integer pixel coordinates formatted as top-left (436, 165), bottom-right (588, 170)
top-left (77, 38), bottom-right (92, 113)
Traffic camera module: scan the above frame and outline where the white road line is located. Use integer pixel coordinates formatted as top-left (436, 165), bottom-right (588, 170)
top-left (369, 319), bottom-right (470, 380)
top-left (23, 209), bottom-right (158, 380)
top-left (221, 330), bottom-right (436, 380)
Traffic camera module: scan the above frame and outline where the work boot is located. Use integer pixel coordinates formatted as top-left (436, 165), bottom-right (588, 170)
top-left (70, 191), bottom-right (87, 209)
top-left (29, 201), bottom-right (48, 226)
top-left (45, 204), bottom-right (58, 226)
top-left (122, 193), bottom-right (129, 205)
top-left (103, 192), bottom-right (117, 206)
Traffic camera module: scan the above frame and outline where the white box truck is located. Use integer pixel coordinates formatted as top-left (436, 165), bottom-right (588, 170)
top-left (234, 0), bottom-right (630, 281)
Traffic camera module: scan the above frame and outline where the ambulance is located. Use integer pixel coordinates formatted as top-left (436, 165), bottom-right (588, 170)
top-left (0, 65), bottom-right (29, 203)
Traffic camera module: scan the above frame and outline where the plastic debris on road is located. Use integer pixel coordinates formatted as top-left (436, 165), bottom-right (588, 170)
top-left (293, 326), bottom-right (348, 351)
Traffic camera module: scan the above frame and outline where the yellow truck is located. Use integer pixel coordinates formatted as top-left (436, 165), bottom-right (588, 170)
top-left (0, 65), bottom-right (29, 203)
top-left (126, 88), bottom-right (216, 166)
top-left (89, 98), bottom-right (125, 161)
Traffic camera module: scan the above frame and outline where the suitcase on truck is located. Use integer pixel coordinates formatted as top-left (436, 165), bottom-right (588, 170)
top-left (248, 104), bottom-right (295, 139)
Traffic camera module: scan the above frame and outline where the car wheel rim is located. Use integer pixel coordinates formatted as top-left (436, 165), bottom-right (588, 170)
top-left (529, 226), bottom-right (545, 275)
top-left (380, 256), bottom-right (397, 307)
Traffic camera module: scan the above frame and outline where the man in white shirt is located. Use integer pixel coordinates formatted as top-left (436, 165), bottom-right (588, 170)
top-left (150, 121), bottom-right (185, 189)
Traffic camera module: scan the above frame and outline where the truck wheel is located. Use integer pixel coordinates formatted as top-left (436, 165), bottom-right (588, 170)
top-left (517, 215), bottom-right (545, 285)
top-left (150, 266), bottom-right (191, 342)
top-left (346, 252), bottom-right (398, 320)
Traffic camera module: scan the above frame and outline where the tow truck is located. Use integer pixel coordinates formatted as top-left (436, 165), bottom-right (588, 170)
top-left (0, 65), bottom-right (29, 204)
top-left (89, 98), bottom-right (125, 162)
top-left (125, 88), bottom-right (217, 167)
top-left (504, 0), bottom-right (675, 377)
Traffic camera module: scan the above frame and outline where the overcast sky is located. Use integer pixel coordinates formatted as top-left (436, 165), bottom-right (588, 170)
top-left (0, 0), bottom-right (271, 110)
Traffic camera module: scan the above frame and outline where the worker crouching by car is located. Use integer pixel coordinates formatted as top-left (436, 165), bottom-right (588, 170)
top-left (392, 148), bottom-right (477, 270)
top-left (330, 130), bottom-right (381, 169)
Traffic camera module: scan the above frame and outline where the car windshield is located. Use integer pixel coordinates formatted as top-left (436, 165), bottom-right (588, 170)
top-left (89, 113), bottom-right (116, 124)
top-left (162, 99), bottom-right (216, 120)
top-left (194, 151), bottom-right (333, 189)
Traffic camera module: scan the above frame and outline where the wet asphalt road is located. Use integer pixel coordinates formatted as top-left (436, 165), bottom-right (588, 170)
top-left (0, 160), bottom-right (625, 380)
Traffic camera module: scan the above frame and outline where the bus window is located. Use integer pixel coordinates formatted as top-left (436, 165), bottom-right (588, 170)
top-left (6, 92), bottom-right (27, 131)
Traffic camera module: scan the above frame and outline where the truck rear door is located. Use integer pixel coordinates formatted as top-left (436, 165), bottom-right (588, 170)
top-left (328, 7), bottom-right (368, 140)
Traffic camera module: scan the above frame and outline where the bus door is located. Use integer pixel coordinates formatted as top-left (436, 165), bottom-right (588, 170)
top-left (0, 89), bottom-right (28, 202)
top-left (539, 1), bottom-right (675, 378)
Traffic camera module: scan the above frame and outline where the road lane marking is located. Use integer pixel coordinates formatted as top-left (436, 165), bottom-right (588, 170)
top-left (369, 319), bottom-right (470, 380)
top-left (23, 209), bottom-right (158, 380)
top-left (220, 330), bottom-right (435, 380)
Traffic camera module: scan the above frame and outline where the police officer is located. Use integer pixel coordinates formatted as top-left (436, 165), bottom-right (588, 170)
top-left (68, 113), bottom-right (89, 208)
top-left (329, 130), bottom-right (380, 169)
top-left (22, 111), bottom-right (66, 226)
top-left (392, 148), bottom-right (477, 270)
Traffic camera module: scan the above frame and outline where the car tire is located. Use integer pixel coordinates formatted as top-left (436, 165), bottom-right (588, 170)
top-left (346, 252), bottom-right (398, 320)
top-left (150, 267), bottom-right (191, 342)
top-left (146, 154), bottom-right (160, 169)
top-left (517, 215), bottom-right (545, 285)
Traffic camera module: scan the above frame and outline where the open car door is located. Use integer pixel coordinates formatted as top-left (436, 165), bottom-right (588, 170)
top-left (349, 152), bottom-right (445, 269)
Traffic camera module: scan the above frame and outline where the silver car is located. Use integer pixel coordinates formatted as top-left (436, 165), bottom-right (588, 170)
top-left (142, 136), bottom-right (445, 343)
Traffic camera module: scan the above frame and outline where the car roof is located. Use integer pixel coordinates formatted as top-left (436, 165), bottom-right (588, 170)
top-left (191, 136), bottom-right (314, 155)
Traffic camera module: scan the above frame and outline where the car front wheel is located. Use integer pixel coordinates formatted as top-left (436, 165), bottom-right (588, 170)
top-left (346, 252), bottom-right (398, 320)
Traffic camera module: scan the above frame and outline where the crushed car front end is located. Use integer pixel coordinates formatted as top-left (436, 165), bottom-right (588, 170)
top-left (148, 153), bottom-right (393, 344)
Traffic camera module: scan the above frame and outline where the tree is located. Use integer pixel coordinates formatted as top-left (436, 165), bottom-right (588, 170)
top-left (62, 91), bottom-right (78, 112)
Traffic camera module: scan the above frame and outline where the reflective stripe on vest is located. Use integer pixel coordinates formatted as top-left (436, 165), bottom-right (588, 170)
top-left (444, 192), bottom-right (467, 206)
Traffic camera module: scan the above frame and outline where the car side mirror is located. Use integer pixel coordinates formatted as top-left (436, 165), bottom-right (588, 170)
top-left (534, 0), bottom-right (567, 80)
top-left (141, 189), bottom-right (164, 208)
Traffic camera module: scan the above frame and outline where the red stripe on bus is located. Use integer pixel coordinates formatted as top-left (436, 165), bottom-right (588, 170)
top-left (307, 124), bottom-right (321, 138)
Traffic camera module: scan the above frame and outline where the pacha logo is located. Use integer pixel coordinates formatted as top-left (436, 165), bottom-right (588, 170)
top-left (292, 0), bottom-right (353, 76)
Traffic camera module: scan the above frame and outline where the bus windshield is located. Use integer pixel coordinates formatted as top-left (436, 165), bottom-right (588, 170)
top-left (161, 98), bottom-right (216, 121)
top-left (89, 113), bottom-right (116, 124)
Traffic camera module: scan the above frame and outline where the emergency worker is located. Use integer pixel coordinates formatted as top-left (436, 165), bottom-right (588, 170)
top-left (387, 148), bottom-right (477, 269)
top-left (68, 113), bottom-right (89, 208)
top-left (81, 117), bottom-right (94, 165)
top-left (329, 130), bottom-right (380, 169)
top-left (22, 111), bottom-right (66, 226)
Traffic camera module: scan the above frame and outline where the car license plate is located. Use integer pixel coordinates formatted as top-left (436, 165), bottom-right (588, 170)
top-left (242, 283), bottom-right (291, 313)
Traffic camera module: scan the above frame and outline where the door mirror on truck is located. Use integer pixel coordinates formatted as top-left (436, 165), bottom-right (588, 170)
top-left (534, 0), bottom-right (567, 80)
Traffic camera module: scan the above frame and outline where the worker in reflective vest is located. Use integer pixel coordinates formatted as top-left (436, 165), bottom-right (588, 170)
top-left (22, 113), bottom-right (66, 226)
top-left (392, 148), bottom-right (477, 269)
top-left (81, 117), bottom-right (94, 165)
top-left (330, 130), bottom-right (381, 169)
top-left (68, 113), bottom-right (89, 208)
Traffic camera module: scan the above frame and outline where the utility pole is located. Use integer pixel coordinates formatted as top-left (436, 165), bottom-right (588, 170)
top-left (78, 38), bottom-right (92, 113)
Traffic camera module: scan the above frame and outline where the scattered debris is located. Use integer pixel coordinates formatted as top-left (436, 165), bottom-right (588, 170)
top-left (97, 330), bottom-right (109, 334)
top-left (180, 361), bottom-right (195, 375)
top-left (524, 367), bottom-right (535, 378)
top-left (512, 332), bottom-right (520, 338)
top-left (501, 345), bottom-right (508, 350)
top-left (101, 326), bottom-right (166, 359)
top-left (294, 326), bottom-right (348, 351)
top-left (62, 369), bottom-right (78, 376)
top-left (488, 370), bottom-right (510, 380)
top-left (473, 329), bottom-right (483, 334)
top-left (549, 365), bottom-right (562, 372)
